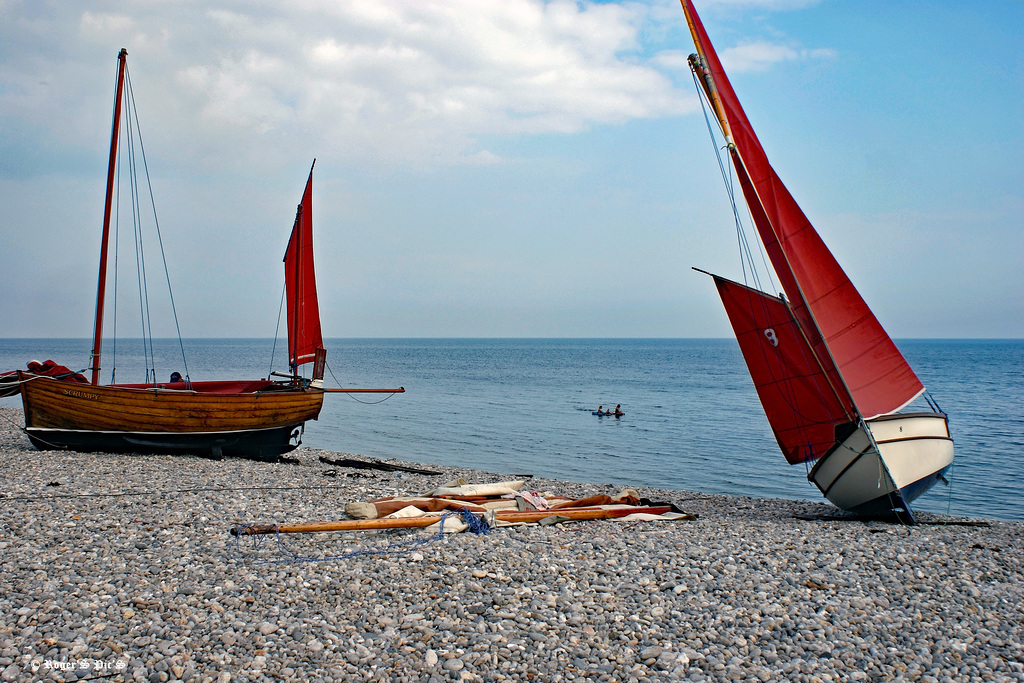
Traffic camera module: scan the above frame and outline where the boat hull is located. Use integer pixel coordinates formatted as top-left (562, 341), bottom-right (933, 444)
top-left (807, 412), bottom-right (954, 521)
top-left (18, 375), bottom-right (324, 460)
top-left (24, 424), bottom-right (306, 460)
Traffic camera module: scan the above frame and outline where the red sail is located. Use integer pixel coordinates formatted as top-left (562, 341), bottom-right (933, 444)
top-left (284, 167), bottom-right (323, 369)
top-left (714, 276), bottom-right (850, 464)
top-left (729, 146), bottom-right (855, 421)
top-left (683, 0), bottom-right (923, 419)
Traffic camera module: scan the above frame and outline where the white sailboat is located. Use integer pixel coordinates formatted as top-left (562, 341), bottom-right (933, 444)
top-left (680, 1), bottom-right (954, 522)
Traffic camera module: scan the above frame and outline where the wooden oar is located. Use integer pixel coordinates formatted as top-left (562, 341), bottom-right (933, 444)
top-left (322, 387), bottom-right (405, 393)
top-left (229, 505), bottom-right (671, 536)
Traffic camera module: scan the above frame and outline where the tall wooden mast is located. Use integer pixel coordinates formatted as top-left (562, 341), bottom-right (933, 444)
top-left (90, 48), bottom-right (128, 385)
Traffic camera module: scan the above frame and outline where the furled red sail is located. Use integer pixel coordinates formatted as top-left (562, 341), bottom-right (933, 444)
top-left (715, 276), bottom-right (852, 464)
top-left (284, 166), bottom-right (324, 370)
top-left (683, 0), bottom-right (923, 419)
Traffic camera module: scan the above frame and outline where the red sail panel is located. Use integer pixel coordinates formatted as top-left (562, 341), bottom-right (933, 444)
top-left (729, 146), bottom-right (855, 423)
top-left (683, 0), bottom-right (923, 419)
top-left (284, 169), bottom-right (323, 369)
top-left (714, 276), bottom-right (850, 464)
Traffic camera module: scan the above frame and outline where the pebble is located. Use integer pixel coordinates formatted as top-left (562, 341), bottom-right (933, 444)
top-left (443, 658), bottom-right (465, 672)
top-left (0, 405), bottom-right (1021, 683)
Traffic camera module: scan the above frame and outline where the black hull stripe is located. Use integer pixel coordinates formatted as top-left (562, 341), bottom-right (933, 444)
top-left (873, 435), bottom-right (954, 446)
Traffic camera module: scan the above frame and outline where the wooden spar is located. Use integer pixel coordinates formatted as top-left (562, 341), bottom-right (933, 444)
top-left (680, 1), bottom-right (733, 144)
top-left (230, 505), bottom-right (673, 536)
top-left (234, 517), bottom-right (445, 535)
top-left (321, 387), bottom-right (405, 393)
top-left (90, 48), bottom-right (129, 386)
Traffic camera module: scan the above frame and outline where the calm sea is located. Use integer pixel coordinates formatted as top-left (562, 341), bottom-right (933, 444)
top-left (2, 338), bottom-right (1020, 521)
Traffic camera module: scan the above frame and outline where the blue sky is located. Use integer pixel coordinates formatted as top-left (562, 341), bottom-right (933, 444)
top-left (1, 0), bottom-right (1021, 339)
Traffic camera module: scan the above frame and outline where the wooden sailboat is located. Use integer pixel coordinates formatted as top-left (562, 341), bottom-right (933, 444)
top-left (12, 49), bottom-right (401, 460)
top-left (679, 1), bottom-right (953, 522)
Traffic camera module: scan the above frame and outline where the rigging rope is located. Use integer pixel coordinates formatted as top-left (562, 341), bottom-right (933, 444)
top-left (110, 141), bottom-right (121, 384)
top-left (690, 64), bottom-right (848, 463)
top-left (325, 361), bottom-right (400, 404)
top-left (126, 68), bottom-right (191, 385)
top-left (101, 62), bottom-right (191, 386)
top-left (122, 75), bottom-right (155, 381)
top-left (128, 70), bottom-right (159, 382)
top-left (690, 70), bottom-right (778, 298)
top-left (269, 283), bottom-right (286, 379)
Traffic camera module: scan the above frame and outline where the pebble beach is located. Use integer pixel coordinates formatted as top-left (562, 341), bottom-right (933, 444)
top-left (1, 405), bottom-right (1021, 683)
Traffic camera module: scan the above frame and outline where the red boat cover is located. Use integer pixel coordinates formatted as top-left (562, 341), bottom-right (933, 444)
top-left (114, 380), bottom-right (275, 394)
top-left (284, 167), bottom-right (324, 369)
top-left (2, 360), bottom-right (89, 397)
top-left (684, 0), bottom-right (924, 420)
top-left (27, 360), bottom-right (89, 383)
top-left (715, 276), bottom-right (851, 464)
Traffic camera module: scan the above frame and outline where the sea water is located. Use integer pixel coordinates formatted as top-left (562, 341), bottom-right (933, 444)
top-left (1, 338), bottom-right (1020, 521)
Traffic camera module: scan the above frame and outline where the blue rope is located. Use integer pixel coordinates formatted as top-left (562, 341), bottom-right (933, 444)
top-left (455, 507), bottom-right (490, 535)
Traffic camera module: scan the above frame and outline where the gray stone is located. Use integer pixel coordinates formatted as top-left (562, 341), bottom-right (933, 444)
top-left (443, 658), bottom-right (465, 672)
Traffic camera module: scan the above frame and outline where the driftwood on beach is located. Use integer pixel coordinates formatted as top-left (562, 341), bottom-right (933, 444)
top-left (318, 454), bottom-right (441, 475)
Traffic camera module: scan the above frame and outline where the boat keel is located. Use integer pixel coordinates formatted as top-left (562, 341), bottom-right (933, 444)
top-left (25, 423), bottom-right (305, 462)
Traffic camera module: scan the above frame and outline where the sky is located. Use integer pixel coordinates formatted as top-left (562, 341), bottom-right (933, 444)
top-left (1, 0), bottom-right (1021, 339)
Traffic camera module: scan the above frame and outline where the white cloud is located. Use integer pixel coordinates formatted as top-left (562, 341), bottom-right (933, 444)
top-left (79, 11), bottom-right (169, 52)
top-left (80, 11), bottom-right (134, 35)
top-left (651, 49), bottom-right (692, 70)
top-left (69, 0), bottom-right (695, 169)
top-left (720, 41), bottom-right (836, 72)
top-left (698, 0), bottom-right (821, 9)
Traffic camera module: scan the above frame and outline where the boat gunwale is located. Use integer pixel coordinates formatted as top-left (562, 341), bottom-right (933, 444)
top-left (18, 373), bottom-right (321, 398)
top-left (865, 411), bottom-right (949, 423)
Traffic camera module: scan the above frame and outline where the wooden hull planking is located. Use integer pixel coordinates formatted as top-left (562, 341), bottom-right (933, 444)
top-left (18, 375), bottom-right (324, 459)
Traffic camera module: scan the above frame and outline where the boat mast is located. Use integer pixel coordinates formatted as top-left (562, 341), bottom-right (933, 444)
top-left (290, 204), bottom-right (303, 376)
top-left (90, 48), bottom-right (128, 386)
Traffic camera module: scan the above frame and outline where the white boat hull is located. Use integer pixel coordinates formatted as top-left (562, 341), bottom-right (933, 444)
top-left (808, 412), bottom-right (954, 521)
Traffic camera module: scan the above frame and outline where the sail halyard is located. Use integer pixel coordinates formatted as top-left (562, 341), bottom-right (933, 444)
top-left (680, 0), bottom-right (924, 421)
top-left (284, 162), bottom-right (324, 373)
